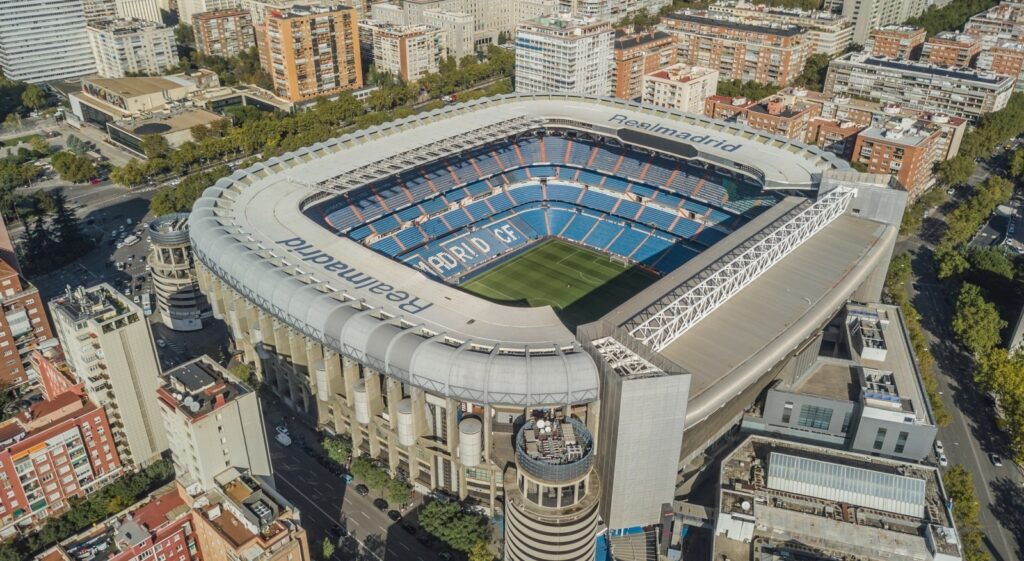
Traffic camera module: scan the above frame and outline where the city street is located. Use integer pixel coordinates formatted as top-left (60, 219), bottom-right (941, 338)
top-left (898, 159), bottom-right (1024, 561)
top-left (259, 399), bottom-right (446, 561)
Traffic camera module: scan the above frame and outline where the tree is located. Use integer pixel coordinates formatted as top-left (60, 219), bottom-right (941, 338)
top-left (2, 113), bottom-right (20, 131)
top-left (65, 134), bottom-right (88, 155)
top-left (952, 283), bottom-right (1006, 356)
top-left (387, 478), bottom-right (411, 507)
top-left (320, 537), bottom-right (335, 561)
top-left (716, 79), bottom-right (779, 101)
top-left (323, 437), bottom-right (351, 467)
top-left (110, 158), bottom-right (146, 187)
top-left (942, 464), bottom-right (991, 561)
top-left (418, 500), bottom-right (489, 553)
top-left (50, 152), bottom-right (96, 183)
top-left (938, 156), bottom-right (975, 186)
top-left (365, 465), bottom-right (390, 496)
top-left (794, 53), bottom-right (831, 91)
top-left (28, 136), bottom-right (49, 155)
top-left (140, 134), bottom-right (171, 159)
top-left (20, 84), bottom-right (45, 110)
top-left (1011, 148), bottom-right (1024, 179)
top-left (468, 541), bottom-right (493, 561)
top-left (175, 23), bottom-right (195, 47)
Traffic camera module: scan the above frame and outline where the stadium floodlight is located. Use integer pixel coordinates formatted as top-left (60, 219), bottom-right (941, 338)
top-left (627, 187), bottom-right (856, 352)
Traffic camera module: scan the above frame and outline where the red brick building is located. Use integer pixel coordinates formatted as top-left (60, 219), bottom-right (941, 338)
top-left (922, 32), bottom-right (981, 67)
top-left (977, 41), bottom-right (1024, 91)
top-left (32, 346), bottom-right (79, 402)
top-left (704, 95), bottom-right (820, 140)
top-left (851, 117), bottom-right (944, 199)
top-left (662, 10), bottom-right (809, 86)
top-left (106, 488), bottom-right (200, 561)
top-left (613, 30), bottom-right (676, 101)
top-left (865, 25), bottom-right (926, 59)
top-left (806, 118), bottom-right (865, 159)
top-left (193, 10), bottom-right (256, 59)
top-left (0, 257), bottom-right (54, 387)
top-left (0, 392), bottom-right (121, 537)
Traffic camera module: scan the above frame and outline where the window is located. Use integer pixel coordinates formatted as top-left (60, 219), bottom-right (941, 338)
top-left (894, 431), bottom-right (909, 454)
top-left (798, 405), bottom-right (833, 430)
top-left (781, 402), bottom-right (793, 424)
top-left (873, 427), bottom-right (887, 450)
top-left (841, 412), bottom-right (852, 433)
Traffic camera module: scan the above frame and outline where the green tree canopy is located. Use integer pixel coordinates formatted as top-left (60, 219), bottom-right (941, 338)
top-left (20, 84), bottom-right (45, 110)
top-left (140, 134), bottom-right (171, 159)
top-left (952, 283), bottom-right (1006, 356)
top-left (50, 152), bottom-right (96, 183)
top-left (418, 500), bottom-right (490, 553)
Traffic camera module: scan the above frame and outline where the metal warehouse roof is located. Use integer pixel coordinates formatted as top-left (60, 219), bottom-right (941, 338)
top-left (767, 452), bottom-right (926, 518)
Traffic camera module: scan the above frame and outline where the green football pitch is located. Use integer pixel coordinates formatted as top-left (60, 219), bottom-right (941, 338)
top-left (460, 239), bottom-right (659, 329)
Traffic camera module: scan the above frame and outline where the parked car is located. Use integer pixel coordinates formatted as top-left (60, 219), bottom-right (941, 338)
top-left (329, 523), bottom-right (347, 539)
top-left (355, 484), bottom-right (369, 496)
top-left (991, 454), bottom-right (1003, 467)
top-left (373, 498), bottom-right (388, 511)
top-left (938, 453), bottom-right (948, 467)
top-left (275, 432), bottom-right (292, 447)
top-left (934, 440), bottom-right (944, 455)
top-left (387, 510), bottom-right (401, 522)
top-left (401, 523), bottom-right (416, 534)
top-left (276, 425), bottom-right (289, 437)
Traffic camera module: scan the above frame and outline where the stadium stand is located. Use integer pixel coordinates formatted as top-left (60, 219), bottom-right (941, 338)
top-left (311, 134), bottom-right (778, 281)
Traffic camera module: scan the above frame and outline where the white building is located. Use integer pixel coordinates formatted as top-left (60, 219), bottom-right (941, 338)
top-left (361, 21), bottom-right (447, 81)
top-left (642, 63), bottom-right (719, 114)
top-left (708, 1), bottom-right (854, 56)
top-left (177, 0), bottom-right (239, 28)
top-left (842, 0), bottom-right (927, 44)
top-left (560, 0), bottom-right (670, 20)
top-left (116, 0), bottom-right (161, 23)
top-left (369, 4), bottom-right (474, 59)
top-left (49, 285), bottom-right (169, 468)
top-left (158, 356), bottom-right (272, 494)
top-left (515, 14), bottom-right (614, 96)
top-left (0, 0), bottom-right (97, 83)
top-left (82, 0), bottom-right (117, 20)
top-left (87, 18), bottom-right (179, 78)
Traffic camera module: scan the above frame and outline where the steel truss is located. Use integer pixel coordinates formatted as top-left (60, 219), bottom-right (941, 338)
top-left (592, 336), bottom-right (664, 378)
top-left (312, 116), bottom-right (544, 194)
top-left (627, 187), bottom-right (856, 352)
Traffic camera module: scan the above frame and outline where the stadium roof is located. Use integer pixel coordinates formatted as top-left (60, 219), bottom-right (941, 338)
top-left (190, 94), bottom-right (877, 407)
top-left (767, 452), bottom-right (926, 518)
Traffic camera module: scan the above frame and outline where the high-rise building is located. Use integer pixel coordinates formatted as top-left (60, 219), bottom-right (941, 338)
top-left (265, 4), bottom-right (363, 103)
top-left (707, 1), bottom-right (854, 56)
top-left (864, 25), bottom-right (926, 59)
top-left (504, 415), bottom-right (600, 561)
top-left (612, 30), bottom-right (676, 101)
top-left (87, 18), bottom-right (179, 78)
top-left (360, 21), bottom-right (447, 81)
top-left (977, 40), bottom-right (1024, 91)
top-left (116, 0), bottom-right (162, 22)
top-left (422, 10), bottom-right (473, 59)
top-left (83, 0), bottom-right (117, 20)
top-left (514, 14), bottom-right (614, 96)
top-left (841, 0), bottom-right (926, 44)
top-left (852, 117), bottom-right (943, 199)
top-left (964, 1), bottom-right (1024, 49)
top-left (824, 53), bottom-right (1015, 121)
top-left (559, 0), bottom-right (669, 21)
top-left (158, 356), bottom-right (272, 494)
top-left (0, 0), bottom-right (97, 83)
top-left (0, 253), bottom-right (55, 388)
top-left (662, 10), bottom-right (810, 87)
top-left (176, 0), bottom-right (240, 28)
top-left (49, 285), bottom-right (168, 468)
top-left (0, 392), bottom-right (122, 538)
top-left (641, 63), bottom-right (718, 114)
top-left (148, 214), bottom-right (211, 332)
top-left (193, 9), bottom-right (255, 57)
top-left (921, 31), bottom-right (981, 67)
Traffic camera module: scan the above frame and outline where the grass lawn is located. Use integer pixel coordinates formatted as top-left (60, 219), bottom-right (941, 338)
top-left (0, 133), bottom-right (41, 147)
top-left (460, 239), bottom-right (658, 329)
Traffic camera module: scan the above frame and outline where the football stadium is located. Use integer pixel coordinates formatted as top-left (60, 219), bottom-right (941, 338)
top-left (189, 94), bottom-right (905, 561)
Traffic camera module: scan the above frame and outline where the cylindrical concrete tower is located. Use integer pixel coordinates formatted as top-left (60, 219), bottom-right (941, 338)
top-left (148, 213), bottom-right (209, 332)
top-left (504, 416), bottom-right (600, 561)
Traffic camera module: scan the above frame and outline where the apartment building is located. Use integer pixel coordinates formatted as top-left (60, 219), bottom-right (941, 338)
top-left (841, 0), bottom-right (926, 44)
top-left (177, 0), bottom-right (242, 27)
top-left (864, 25), bottom-right (925, 59)
top-left (707, 1), bottom-right (854, 56)
top-left (704, 95), bottom-right (819, 140)
top-left (115, 0), bottom-right (161, 22)
top-left (422, 10), bottom-right (473, 59)
top-left (806, 118), bottom-right (864, 159)
top-left (514, 15), bottom-right (614, 96)
top-left (360, 21), bottom-right (446, 81)
top-left (560, 0), bottom-right (670, 20)
top-left (87, 18), bottom-right (179, 78)
top-left (824, 53), bottom-right (1014, 121)
top-left (662, 10), bottom-right (809, 87)
top-left (641, 63), bottom-right (718, 114)
top-left (852, 117), bottom-right (943, 199)
top-left (82, 0), bottom-right (117, 20)
top-left (964, 1), bottom-right (1024, 49)
top-left (921, 31), bottom-right (981, 67)
top-left (193, 9), bottom-right (255, 57)
top-left (0, 0), bottom-right (97, 83)
top-left (158, 356), bottom-right (272, 494)
top-left (0, 258), bottom-right (54, 388)
top-left (187, 473), bottom-right (311, 561)
top-left (612, 30), bottom-right (676, 101)
top-left (0, 392), bottom-right (121, 538)
top-left (978, 40), bottom-right (1024, 90)
top-left (49, 285), bottom-right (168, 468)
top-left (265, 4), bottom-right (362, 103)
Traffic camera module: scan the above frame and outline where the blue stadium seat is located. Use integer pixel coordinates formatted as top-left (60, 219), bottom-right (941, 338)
top-left (349, 225), bottom-right (372, 241)
top-left (371, 214), bottom-right (400, 235)
top-left (615, 200), bottom-right (642, 220)
top-left (653, 243), bottom-right (698, 272)
top-left (629, 184), bottom-right (655, 198)
top-left (396, 227), bottom-right (426, 249)
top-left (580, 190), bottom-right (616, 212)
top-left (465, 181), bottom-right (491, 197)
top-left (547, 184), bottom-right (580, 203)
top-left (371, 236), bottom-right (402, 257)
top-left (530, 165), bottom-right (555, 178)
top-left (603, 176), bottom-right (629, 192)
top-left (548, 208), bottom-right (574, 235)
top-left (396, 206), bottom-right (423, 222)
top-left (584, 220), bottom-right (623, 249)
top-left (616, 155), bottom-right (646, 178)
top-left (443, 209), bottom-right (471, 230)
top-left (633, 236), bottom-right (672, 264)
top-left (577, 170), bottom-right (603, 185)
top-left (420, 197), bottom-right (447, 215)
top-left (465, 200), bottom-right (491, 220)
top-left (695, 227), bottom-right (729, 246)
top-left (671, 218), bottom-right (700, 238)
top-left (489, 194), bottom-right (513, 213)
top-left (638, 207), bottom-right (675, 231)
top-left (510, 184), bottom-right (542, 205)
top-left (519, 209), bottom-right (548, 236)
top-left (562, 214), bottom-right (597, 242)
top-left (608, 228), bottom-right (647, 257)
top-left (446, 188), bottom-right (468, 203)
top-left (545, 137), bottom-right (568, 163)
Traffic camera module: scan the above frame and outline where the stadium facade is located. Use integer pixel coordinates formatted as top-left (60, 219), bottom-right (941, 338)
top-left (190, 94), bottom-right (905, 557)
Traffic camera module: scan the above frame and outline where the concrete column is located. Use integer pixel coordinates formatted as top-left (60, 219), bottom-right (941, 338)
top-left (342, 358), bottom-right (360, 408)
top-left (482, 405), bottom-right (492, 463)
